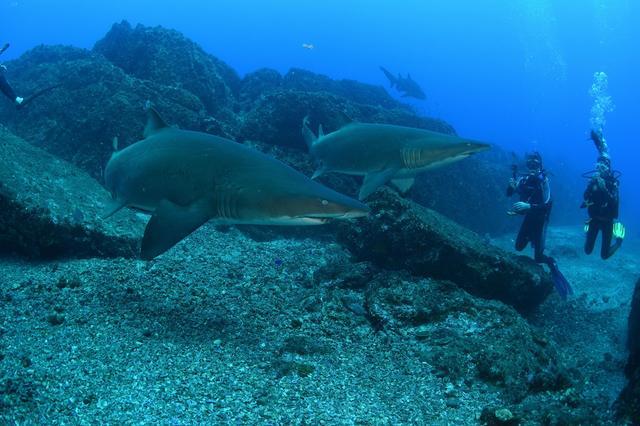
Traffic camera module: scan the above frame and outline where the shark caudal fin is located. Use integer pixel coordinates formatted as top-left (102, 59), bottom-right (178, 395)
top-left (380, 66), bottom-right (397, 88)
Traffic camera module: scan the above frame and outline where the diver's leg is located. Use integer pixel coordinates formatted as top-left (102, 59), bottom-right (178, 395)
top-left (601, 220), bottom-right (622, 260)
top-left (515, 217), bottom-right (531, 251)
top-left (533, 214), bottom-right (549, 263)
top-left (0, 72), bottom-right (17, 101)
top-left (584, 220), bottom-right (598, 255)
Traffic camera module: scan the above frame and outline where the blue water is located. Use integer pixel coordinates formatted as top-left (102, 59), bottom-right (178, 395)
top-left (2, 0), bottom-right (638, 233)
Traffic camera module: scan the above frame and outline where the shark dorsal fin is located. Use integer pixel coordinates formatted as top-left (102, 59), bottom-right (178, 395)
top-left (143, 103), bottom-right (170, 138)
top-left (337, 110), bottom-right (355, 128)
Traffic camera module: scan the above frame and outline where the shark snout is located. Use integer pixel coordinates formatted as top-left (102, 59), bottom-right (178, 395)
top-left (462, 142), bottom-right (492, 156)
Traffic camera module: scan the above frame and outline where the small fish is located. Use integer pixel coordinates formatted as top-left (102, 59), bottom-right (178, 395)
top-left (302, 43), bottom-right (314, 50)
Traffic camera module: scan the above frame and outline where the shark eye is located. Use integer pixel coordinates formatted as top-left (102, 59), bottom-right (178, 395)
top-left (321, 199), bottom-right (329, 206)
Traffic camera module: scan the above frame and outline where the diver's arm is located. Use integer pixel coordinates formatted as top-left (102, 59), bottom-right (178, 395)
top-left (580, 181), bottom-right (594, 208)
top-left (506, 178), bottom-right (518, 197)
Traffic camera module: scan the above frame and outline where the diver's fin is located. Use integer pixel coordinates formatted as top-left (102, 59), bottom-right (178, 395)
top-left (548, 261), bottom-right (573, 300)
top-left (613, 222), bottom-right (626, 239)
top-left (102, 199), bottom-right (127, 219)
top-left (359, 168), bottom-right (399, 200)
top-left (15, 84), bottom-right (61, 110)
top-left (140, 199), bottom-right (211, 260)
top-left (302, 115), bottom-right (317, 150)
top-left (143, 102), bottom-right (170, 138)
top-left (390, 177), bottom-right (415, 194)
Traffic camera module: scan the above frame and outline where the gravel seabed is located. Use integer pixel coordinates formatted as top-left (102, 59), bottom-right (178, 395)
top-left (1, 223), bottom-right (637, 424)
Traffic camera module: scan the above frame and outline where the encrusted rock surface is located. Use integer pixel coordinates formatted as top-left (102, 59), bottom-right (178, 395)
top-left (337, 188), bottom-right (553, 311)
top-left (0, 126), bottom-right (143, 258)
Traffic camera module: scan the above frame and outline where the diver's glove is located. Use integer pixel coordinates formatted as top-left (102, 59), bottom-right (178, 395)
top-left (512, 201), bottom-right (531, 214)
top-left (613, 221), bottom-right (626, 240)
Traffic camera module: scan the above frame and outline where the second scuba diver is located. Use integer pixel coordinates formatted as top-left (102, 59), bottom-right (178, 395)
top-left (507, 151), bottom-right (572, 299)
top-left (581, 130), bottom-right (625, 259)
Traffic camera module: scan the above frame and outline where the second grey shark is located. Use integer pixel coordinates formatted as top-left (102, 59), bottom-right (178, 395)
top-left (104, 105), bottom-right (369, 260)
top-left (303, 117), bottom-right (491, 200)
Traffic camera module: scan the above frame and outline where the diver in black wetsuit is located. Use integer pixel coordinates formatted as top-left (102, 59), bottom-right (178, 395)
top-left (0, 43), bottom-right (24, 106)
top-left (581, 130), bottom-right (624, 259)
top-left (507, 151), bottom-right (572, 298)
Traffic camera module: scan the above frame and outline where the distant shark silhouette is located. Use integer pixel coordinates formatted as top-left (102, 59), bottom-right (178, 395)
top-left (380, 66), bottom-right (426, 100)
top-left (103, 103), bottom-right (369, 259)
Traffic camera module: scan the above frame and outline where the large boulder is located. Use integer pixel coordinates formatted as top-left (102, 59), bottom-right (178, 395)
top-left (0, 45), bottom-right (217, 179)
top-left (337, 188), bottom-right (553, 312)
top-left (0, 126), bottom-right (144, 258)
top-left (239, 89), bottom-right (453, 151)
top-left (93, 20), bottom-right (240, 115)
top-left (617, 278), bottom-right (640, 423)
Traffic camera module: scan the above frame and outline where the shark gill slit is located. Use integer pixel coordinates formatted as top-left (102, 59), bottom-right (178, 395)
top-left (216, 190), bottom-right (238, 220)
top-left (402, 148), bottom-right (426, 169)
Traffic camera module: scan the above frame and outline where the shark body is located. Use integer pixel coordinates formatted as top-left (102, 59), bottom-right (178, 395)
top-left (302, 118), bottom-right (491, 200)
top-left (380, 66), bottom-right (426, 100)
top-left (104, 106), bottom-right (369, 259)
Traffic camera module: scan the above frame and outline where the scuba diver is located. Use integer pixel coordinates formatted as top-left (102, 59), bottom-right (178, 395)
top-left (507, 151), bottom-right (572, 299)
top-left (0, 43), bottom-right (24, 106)
top-left (581, 130), bottom-right (625, 259)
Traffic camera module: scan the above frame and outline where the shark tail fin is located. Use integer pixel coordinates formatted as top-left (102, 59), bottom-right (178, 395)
top-left (380, 66), bottom-right (397, 88)
top-left (302, 115), bottom-right (317, 150)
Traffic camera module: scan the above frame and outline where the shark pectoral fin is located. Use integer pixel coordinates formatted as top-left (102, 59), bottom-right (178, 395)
top-left (391, 177), bottom-right (415, 194)
top-left (102, 199), bottom-right (127, 219)
top-left (140, 199), bottom-right (211, 260)
top-left (359, 168), bottom-right (399, 200)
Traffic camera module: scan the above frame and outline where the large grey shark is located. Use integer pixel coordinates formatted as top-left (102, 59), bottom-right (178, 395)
top-left (302, 117), bottom-right (491, 200)
top-left (103, 105), bottom-right (369, 260)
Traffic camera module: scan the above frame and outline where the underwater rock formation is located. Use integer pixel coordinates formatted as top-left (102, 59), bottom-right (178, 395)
top-left (337, 188), bottom-right (554, 312)
top-left (0, 126), bottom-right (143, 258)
top-left (617, 277), bottom-right (640, 423)
top-left (0, 45), bottom-right (215, 180)
top-left (94, 20), bottom-right (240, 115)
top-left (0, 22), bottom-right (571, 237)
top-left (362, 271), bottom-right (570, 399)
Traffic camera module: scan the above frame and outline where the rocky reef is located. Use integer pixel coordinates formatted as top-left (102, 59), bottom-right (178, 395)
top-left (0, 20), bottom-right (542, 235)
top-left (0, 22), bottom-right (624, 424)
top-left (337, 188), bottom-right (553, 312)
top-left (617, 277), bottom-right (640, 423)
top-left (0, 126), bottom-right (143, 258)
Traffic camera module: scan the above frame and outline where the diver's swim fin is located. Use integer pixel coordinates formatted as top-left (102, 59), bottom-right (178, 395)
top-left (613, 221), bottom-right (626, 239)
top-left (548, 261), bottom-right (573, 300)
top-left (16, 84), bottom-right (62, 110)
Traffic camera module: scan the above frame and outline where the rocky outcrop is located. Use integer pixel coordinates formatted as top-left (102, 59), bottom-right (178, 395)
top-left (337, 188), bottom-right (554, 312)
top-left (0, 126), bottom-right (144, 258)
top-left (94, 20), bottom-right (241, 115)
top-left (617, 278), bottom-right (640, 423)
top-left (0, 45), bottom-right (218, 179)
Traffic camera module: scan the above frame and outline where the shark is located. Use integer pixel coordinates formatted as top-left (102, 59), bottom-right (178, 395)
top-left (302, 117), bottom-right (491, 200)
top-left (103, 104), bottom-right (369, 260)
top-left (380, 66), bottom-right (426, 100)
